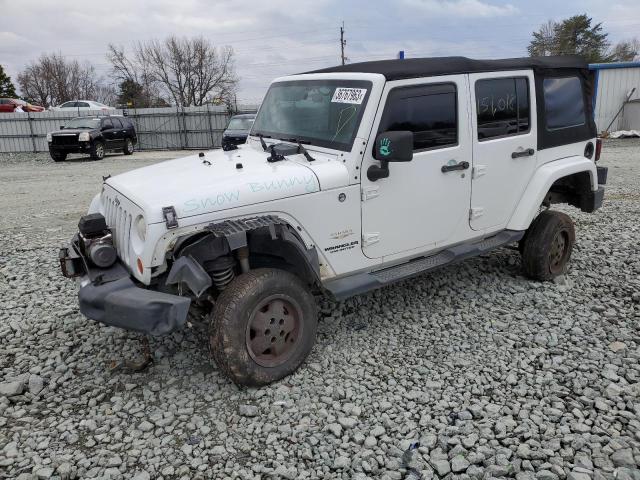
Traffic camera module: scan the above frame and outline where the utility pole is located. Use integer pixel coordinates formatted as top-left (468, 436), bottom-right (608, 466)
top-left (340, 22), bottom-right (346, 65)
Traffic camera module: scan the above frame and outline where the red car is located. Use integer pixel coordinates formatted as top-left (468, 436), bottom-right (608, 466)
top-left (0, 98), bottom-right (45, 112)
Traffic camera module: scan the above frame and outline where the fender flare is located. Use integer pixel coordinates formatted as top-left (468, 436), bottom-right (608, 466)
top-left (171, 215), bottom-right (321, 288)
top-left (508, 156), bottom-right (597, 231)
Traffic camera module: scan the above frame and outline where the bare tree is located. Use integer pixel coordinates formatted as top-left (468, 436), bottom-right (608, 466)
top-left (108, 36), bottom-right (237, 107)
top-left (17, 53), bottom-right (105, 107)
top-left (610, 38), bottom-right (640, 61)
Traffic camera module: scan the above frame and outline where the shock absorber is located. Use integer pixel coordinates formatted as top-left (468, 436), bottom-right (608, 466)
top-left (209, 256), bottom-right (236, 290)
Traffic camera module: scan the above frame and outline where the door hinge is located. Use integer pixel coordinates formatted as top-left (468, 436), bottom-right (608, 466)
top-left (362, 232), bottom-right (380, 247)
top-left (361, 186), bottom-right (379, 202)
top-left (469, 207), bottom-right (484, 220)
top-left (472, 165), bottom-right (487, 179)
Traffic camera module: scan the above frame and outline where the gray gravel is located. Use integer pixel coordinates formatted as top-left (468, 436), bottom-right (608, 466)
top-left (1, 142), bottom-right (639, 479)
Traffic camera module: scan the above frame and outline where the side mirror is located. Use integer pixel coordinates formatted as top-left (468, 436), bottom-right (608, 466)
top-left (368, 131), bottom-right (413, 181)
top-left (101, 125), bottom-right (110, 131)
top-left (60, 125), bottom-right (65, 130)
top-left (373, 131), bottom-right (413, 162)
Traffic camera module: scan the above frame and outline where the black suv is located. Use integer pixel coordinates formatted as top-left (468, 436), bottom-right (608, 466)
top-left (48, 115), bottom-right (137, 161)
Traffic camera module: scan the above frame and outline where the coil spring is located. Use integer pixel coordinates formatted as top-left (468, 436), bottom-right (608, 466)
top-left (211, 266), bottom-right (235, 290)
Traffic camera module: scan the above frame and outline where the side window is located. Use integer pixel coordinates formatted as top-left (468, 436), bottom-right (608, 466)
top-left (379, 83), bottom-right (457, 151)
top-left (101, 118), bottom-right (113, 130)
top-left (475, 77), bottom-right (530, 140)
top-left (543, 77), bottom-right (585, 130)
top-left (111, 117), bottom-right (123, 128)
top-left (77, 102), bottom-right (90, 108)
top-left (61, 102), bottom-right (76, 108)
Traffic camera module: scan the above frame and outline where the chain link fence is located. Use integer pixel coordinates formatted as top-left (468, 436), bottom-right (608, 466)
top-left (0, 105), bottom-right (259, 153)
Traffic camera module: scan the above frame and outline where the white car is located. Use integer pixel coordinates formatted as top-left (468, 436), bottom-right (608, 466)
top-left (51, 100), bottom-right (115, 111)
top-left (59, 56), bottom-right (607, 387)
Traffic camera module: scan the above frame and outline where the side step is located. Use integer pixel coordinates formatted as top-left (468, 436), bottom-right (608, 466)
top-left (325, 230), bottom-right (524, 301)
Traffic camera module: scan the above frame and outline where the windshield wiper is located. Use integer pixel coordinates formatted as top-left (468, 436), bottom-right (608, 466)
top-left (296, 142), bottom-right (315, 162)
top-left (255, 133), bottom-right (270, 151)
top-left (280, 137), bottom-right (310, 145)
top-left (278, 137), bottom-right (315, 162)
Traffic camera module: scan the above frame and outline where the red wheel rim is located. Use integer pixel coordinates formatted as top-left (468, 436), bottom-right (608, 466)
top-left (245, 295), bottom-right (303, 367)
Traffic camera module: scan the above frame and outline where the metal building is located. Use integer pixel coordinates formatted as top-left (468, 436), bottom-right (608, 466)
top-left (590, 62), bottom-right (640, 133)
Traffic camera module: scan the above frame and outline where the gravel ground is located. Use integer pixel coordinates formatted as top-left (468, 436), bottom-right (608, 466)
top-left (0, 142), bottom-right (639, 480)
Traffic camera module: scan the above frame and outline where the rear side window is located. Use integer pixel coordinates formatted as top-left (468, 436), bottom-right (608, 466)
top-left (543, 77), bottom-right (586, 130)
top-left (475, 77), bottom-right (530, 140)
top-left (379, 83), bottom-right (457, 151)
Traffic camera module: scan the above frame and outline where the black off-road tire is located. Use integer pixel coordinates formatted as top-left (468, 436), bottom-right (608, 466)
top-left (209, 268), bottom-right (318, 387)
top-left (90, 141), bottom-right (105, 160)
top-left (50, 151), bottom-right (67, 162)
top-left (521, 210), bottom-right (575, 281)
top-left (123, 138), bottom-right (134, 155)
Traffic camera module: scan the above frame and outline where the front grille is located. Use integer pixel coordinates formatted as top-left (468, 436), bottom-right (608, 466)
top-left (52, 134), bottom-right (78, 146)
top-left (103, 195), bottom-right (132, 265)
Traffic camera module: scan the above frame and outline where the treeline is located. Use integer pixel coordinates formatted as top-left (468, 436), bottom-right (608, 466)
top-left (13, 36), bottom-right (238, 109)
top-left (529, 14), bottom-right (639, 63)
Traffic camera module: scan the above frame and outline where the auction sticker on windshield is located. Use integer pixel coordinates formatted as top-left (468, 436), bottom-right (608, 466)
top-left (332, 88), bottom-right (367, 104)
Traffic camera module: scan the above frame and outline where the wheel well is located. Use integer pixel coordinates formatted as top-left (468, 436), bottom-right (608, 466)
top-left (544, 171), bottom-right (594, 211)
top-left (167, 221), bottom-right (320, 294)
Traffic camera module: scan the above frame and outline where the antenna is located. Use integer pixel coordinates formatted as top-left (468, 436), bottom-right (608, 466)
top-left (340, 22), bottom-right (347, 65)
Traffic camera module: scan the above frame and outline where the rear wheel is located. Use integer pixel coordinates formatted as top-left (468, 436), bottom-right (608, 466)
top-left (123, 138), bottom-right (134, 155)
top-left (49, 151), bottom-right (67, 162)
top-left (520, 210), bottom-right (575, 281)
top-left (209, 268), bottom-right (318, 386)
top-left (90, 141), bottom-right (105, 160)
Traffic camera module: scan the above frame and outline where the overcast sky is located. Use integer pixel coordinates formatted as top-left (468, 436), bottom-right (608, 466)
top-left (1, 0), bottom-right (638, 103)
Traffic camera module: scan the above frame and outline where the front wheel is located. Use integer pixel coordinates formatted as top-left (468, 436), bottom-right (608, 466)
top-left (520, 210), bottom-right (575, 281)
top-left (90, 141), bottom-right (105, 160)
top-left (209, 268), bottom-right (318, 386)
top-left (50, 151), bottom-right (67, 162)
top-left (123, 138), bottom-right (134, 155)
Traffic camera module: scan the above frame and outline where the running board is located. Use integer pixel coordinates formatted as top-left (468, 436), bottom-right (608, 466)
top-left (325, 230), bottom-right (524, 301)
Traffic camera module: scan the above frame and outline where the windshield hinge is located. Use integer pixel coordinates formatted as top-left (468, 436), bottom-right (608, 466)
top-left (362, 232), bottom-right (380, 247)
top-left (361, 186), bottom-right (379, 202)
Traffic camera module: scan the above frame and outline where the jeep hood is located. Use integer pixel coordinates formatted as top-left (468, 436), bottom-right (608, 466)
top-left (105, 145), bottom-right (347, 224)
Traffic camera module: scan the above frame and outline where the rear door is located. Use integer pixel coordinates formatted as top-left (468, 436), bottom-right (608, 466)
top-left (469, 70), bottom-right (537, 231)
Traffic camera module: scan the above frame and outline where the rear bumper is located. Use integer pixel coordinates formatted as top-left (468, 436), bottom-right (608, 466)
top-left (60, 242), bottom-right (190, 336)
top-left (580, 166), bottom-right (607, 213)
top-left (580, 185), bottom-right (605, 213)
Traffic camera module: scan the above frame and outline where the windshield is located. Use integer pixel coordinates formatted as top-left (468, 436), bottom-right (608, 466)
top-left (64, 118), bottom-right (101, 129)
top-left (227, 117), bottom-right (254, 130)
top-left (251, 79), bottom-right (372, 151)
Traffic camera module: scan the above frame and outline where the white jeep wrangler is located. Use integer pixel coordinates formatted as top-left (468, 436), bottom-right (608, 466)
top-left (60, 56), bottom-right (607, 386)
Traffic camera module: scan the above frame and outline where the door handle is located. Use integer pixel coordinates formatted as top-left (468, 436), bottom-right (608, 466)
top-left (441, 161), bottom-right (470, 173)
top-left (511, 148), bottom-right (535, 159)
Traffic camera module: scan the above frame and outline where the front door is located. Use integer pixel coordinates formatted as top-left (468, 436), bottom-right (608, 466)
top-left (469, 71), bottom-right (538, 231)
top-left (361, 75), bottom-right (472, 259)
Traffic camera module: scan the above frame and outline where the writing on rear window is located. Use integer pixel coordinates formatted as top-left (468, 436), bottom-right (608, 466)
top-left (332, 88), bottom-right (367, 104)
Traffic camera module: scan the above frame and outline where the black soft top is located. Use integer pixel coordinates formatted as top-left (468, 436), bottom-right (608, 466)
top-left (306, 56), bottom-right (588, 80)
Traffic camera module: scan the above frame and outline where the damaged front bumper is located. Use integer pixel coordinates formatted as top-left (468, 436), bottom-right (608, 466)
top-left (59, 241), bottom-right (190, 336)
